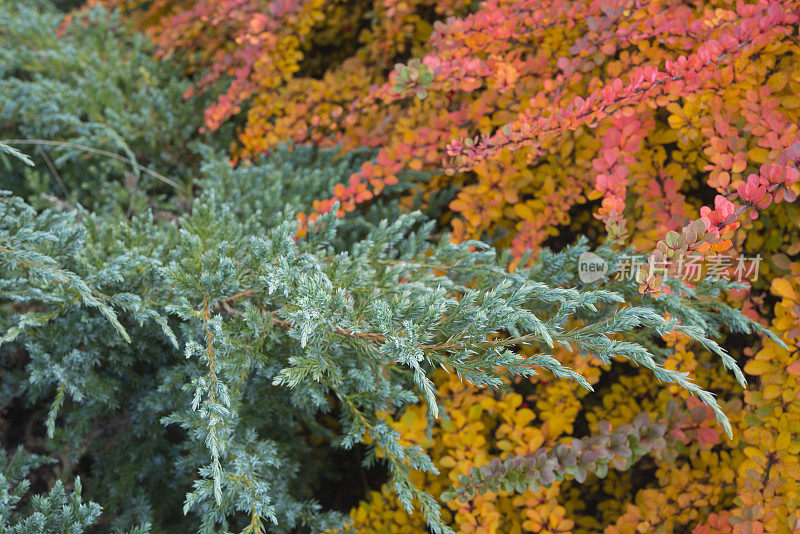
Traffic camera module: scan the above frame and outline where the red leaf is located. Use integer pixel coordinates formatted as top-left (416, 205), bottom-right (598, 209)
top-left (698, 427), bottom-right (720, 447)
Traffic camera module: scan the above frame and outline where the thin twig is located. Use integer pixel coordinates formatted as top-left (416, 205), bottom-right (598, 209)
top-left (125, 170), bottom-right (138, 219)
top-left (35, 145), bottom-right (72, 201)
top-left (2, 139), bottom-right (184, 192)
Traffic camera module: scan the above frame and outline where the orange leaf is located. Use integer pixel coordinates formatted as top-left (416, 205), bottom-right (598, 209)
top-left (771, 278), bottom-right (797, 301)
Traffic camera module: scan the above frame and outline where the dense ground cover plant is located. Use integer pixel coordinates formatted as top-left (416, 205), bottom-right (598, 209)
top-left (2, 0), bottom-right (800, 533)
top-left (0, 1), bottom-right (230, 215)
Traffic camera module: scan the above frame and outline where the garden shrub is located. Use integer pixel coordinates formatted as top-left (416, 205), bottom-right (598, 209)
top-left (87, 0), bottom-right (800, 253)
top-left (0, 446), bottom-right (100, 533)
top-left (0, 1), bottom-right (230, 215)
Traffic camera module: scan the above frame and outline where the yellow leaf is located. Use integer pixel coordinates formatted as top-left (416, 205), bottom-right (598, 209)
top-left (781, 95), bottom-right (800, 108)
top-left (513, 203), bottom-right (534, 220)
top-left (744, 359), bottom-right (773, 376)
top-left (667, 114), bottom-right (685, 129)
top-left (468, 404), bottom-right (483, 420)
top-left (748, 147), bottom-right (770, 164)
top-left (767, 71), bottom-right (789, 92)
top-left (515, 408), bottom-right (535, 426)
top-left (743, 446), bottom-right (766, 460)
top-left (439, 455), bottom-right (457, 468)
top-left (479, 397), bottom-right (495, 410)
top-left (763, 384), bottom-right (782, 400)
top-left (497, 439), bottom-right (513, 451)
top-left (776, 432), bottom-right (791, 451)
top-left (651, 128), bottom-right (679, 144)
top-left (772, 278), bottom-right (797, 301)
top-left (586, 189), bottom-right (604, 201)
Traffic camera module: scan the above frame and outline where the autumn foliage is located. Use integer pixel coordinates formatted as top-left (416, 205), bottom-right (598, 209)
top-left (86, 0), bottom-right (800, 531)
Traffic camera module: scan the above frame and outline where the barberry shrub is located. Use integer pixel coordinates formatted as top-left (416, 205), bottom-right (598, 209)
top-left (89, 0), bottom-right (800, 252)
